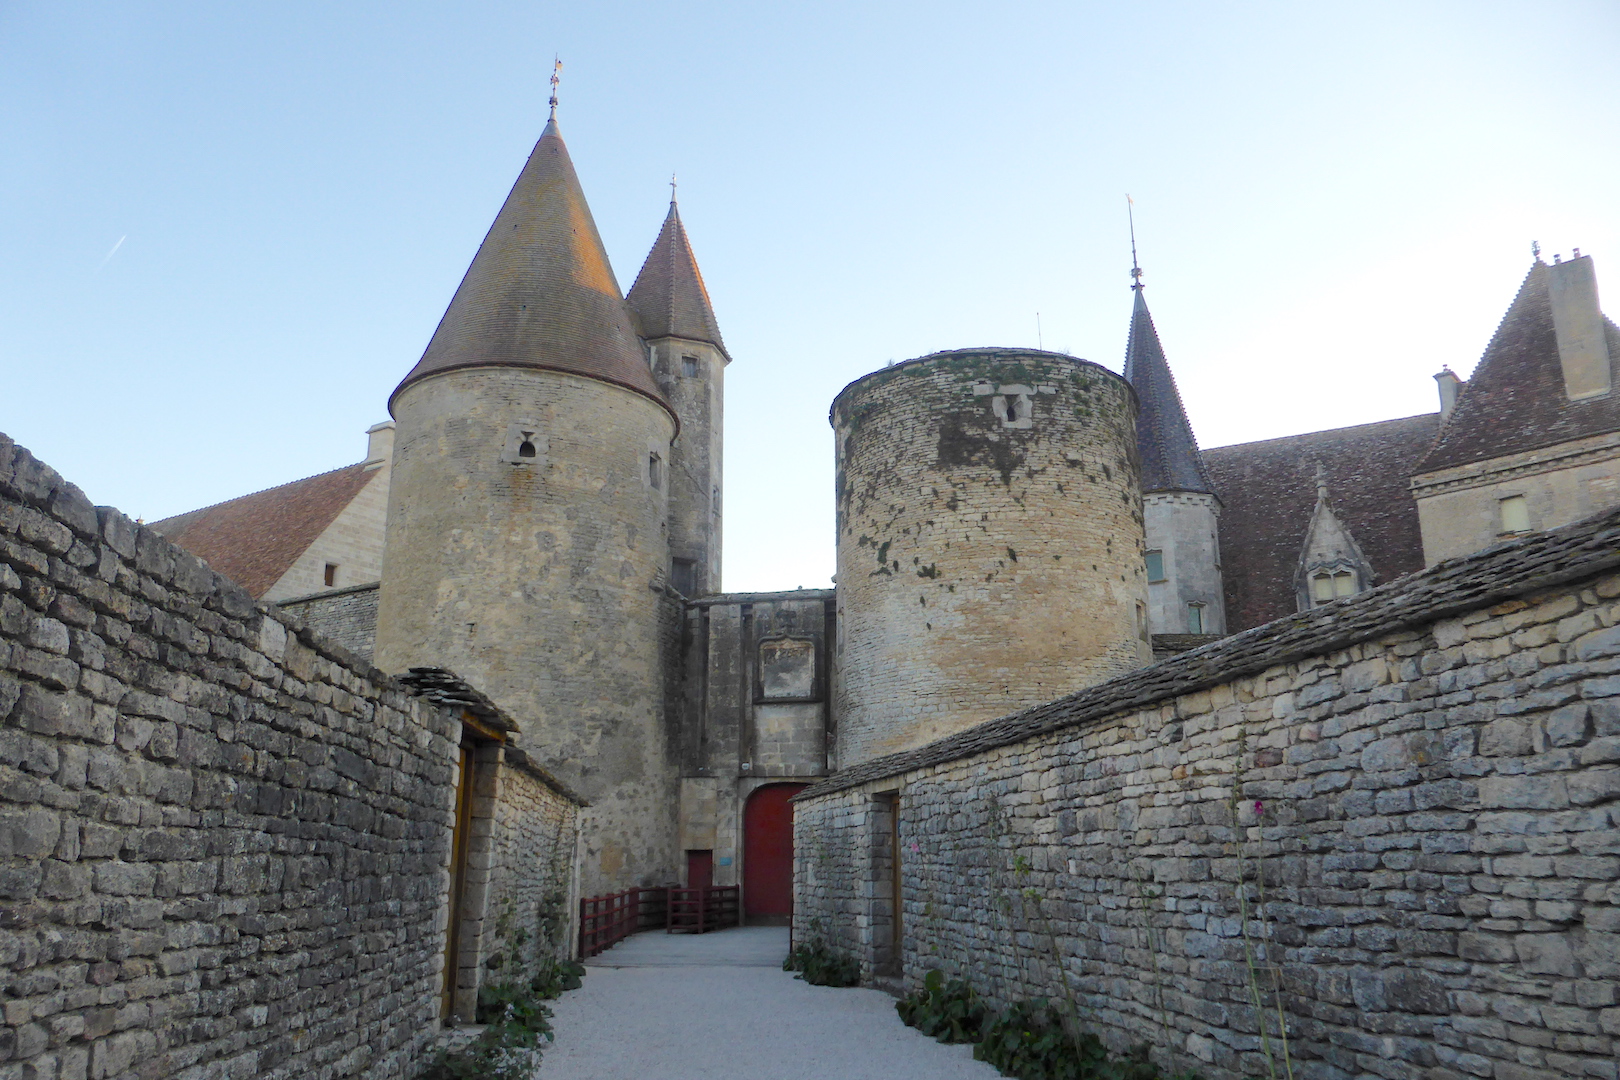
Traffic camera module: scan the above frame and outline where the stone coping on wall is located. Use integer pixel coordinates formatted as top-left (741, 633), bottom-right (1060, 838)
top-left (0, 429), bottom-right (576, 803)
top-left (276, 579), bottom-right (381, 606)
top-left (686, 587), bottom-right (836, 607)
top-left (798, 503), bottom-right (1620, 800)
top-left (396, 666), bottom-right (588, 805)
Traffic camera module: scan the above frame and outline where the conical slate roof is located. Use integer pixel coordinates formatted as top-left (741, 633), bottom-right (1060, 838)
top-left (1416, 259), bottom-right (1620, 474)
top-left (626, 199), bottom-right (728, 358)
top-left (1124, 289), bottom-right (1214, 494)
top-left (390, 120), bottom-right (671, 417)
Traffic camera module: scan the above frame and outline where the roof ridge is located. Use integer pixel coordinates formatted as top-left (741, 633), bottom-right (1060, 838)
top-left (150, 460), bottom-right (369, 528)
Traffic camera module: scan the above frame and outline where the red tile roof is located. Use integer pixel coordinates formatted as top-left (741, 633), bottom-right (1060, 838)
top-left (1418, 259), bottom-right (1620, 473)
top-left (1204, 414), bottom-right (1440, 631)
top-left (390, 120), bottom-right (673, 420)
top-left (149, 464), bottom-right (378, 598)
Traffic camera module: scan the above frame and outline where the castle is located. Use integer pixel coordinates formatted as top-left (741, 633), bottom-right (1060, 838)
top-left (145, 111), bottom-right (1618, 918)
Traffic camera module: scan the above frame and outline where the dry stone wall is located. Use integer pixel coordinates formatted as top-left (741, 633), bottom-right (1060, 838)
top-left (0, 431), bottom-right (459, 1080)
top-left (796, 507), bottom-right (1620, 1080)
top-left (276, 583), bottom-right (379, 662)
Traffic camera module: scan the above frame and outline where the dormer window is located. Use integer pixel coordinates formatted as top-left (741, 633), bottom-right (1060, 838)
top-left (1309, 569), bottom-right (1357, 605)
top-left (682, 355), bottom-right (699, 378)
top-left (1499, 494), bottom-right (1530, 535)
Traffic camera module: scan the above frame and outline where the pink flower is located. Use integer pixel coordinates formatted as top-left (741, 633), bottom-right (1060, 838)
top-left (1253, 800), bottom-right (1265, 818)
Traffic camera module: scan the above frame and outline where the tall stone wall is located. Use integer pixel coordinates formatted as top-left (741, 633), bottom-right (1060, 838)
top-left (830, 348), bottom-right (1150, 770)
top-left (795, 508), bottom-right (1620, 1080)
top-left (0, 432), bottom-right (459, 1079)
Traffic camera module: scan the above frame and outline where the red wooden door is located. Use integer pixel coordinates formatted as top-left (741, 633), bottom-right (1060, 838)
top-left (743, 784), bottom-right (806, 921)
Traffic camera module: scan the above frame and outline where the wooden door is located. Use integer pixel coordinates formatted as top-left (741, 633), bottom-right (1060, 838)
top-left (686, 849), bottom-right (714, 889)
top-left (743, 784), bottom-right (806, 922)
top-left (443, 742), bottom-right (474, 1019)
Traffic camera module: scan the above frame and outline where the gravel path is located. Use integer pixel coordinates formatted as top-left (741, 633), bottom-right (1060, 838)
top-left (539, 927), bottom-right (1000, 1079)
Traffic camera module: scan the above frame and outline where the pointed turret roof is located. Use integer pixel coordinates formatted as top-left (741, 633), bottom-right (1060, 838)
top-left (1416, 258), bottom-right (1620, 474)
top-left (390, 120), bottom-right (671, 417)
top-left (1124, 289), bottom-right (1214, 494)
top-left (626, 199), bottom-right (728, 358)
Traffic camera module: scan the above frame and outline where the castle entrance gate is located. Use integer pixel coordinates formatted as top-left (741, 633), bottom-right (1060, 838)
top-left (742, 784), bottom-right (806, 924)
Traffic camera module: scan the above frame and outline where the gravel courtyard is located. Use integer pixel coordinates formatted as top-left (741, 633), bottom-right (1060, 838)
top-left (539, 927), bottom-right (1000, 1080)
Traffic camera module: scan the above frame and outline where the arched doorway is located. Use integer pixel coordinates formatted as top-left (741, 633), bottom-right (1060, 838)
top-left (743, 783), bottom-right (806, 924)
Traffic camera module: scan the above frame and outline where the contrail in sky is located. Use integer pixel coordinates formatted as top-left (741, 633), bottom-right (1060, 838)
top-left (95, 235), bottom-right (126, 273)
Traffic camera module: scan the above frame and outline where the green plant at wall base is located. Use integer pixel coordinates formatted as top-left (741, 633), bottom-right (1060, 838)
top-left (897, 968), bottom-right (987, 1043)
top-left (418, 1020), bottom-right (548, 1080)
top-left (529, 956), bottom-right (586, 999)
top-left (974, 999), bottom-right (1199, 1080)
top-left (783, 940), bottom-right (861, 987)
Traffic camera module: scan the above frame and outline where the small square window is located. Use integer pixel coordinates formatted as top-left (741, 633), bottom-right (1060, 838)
top-left (682, 355), bottom-right (699, 378)
top-left (1500, 494), bottom-right (1530, 534)
top-left (1145, 550), bottom-right (1166, 582)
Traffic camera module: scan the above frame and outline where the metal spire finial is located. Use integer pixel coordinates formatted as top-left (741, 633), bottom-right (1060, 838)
top-left (1127, 194), bottom-right (1143, 291)
top-left (1532, 240), bottom-right (1541, 261)
top-left (670, 172), bottom-right (678, 204)
top-left (548, 57), bottom-right (563, 121)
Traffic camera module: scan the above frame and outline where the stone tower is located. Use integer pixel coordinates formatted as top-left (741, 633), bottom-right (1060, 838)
top-left (830, 348), bottom-right (1151, 768)
top-left (627, 197), bottom-right (728, 597)
top-left (1125, 285), bottom-right (1226, 637)
top-left (373, 117), bottom-right (680, 894)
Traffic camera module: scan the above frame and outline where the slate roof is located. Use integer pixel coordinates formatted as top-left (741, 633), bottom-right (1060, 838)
top-left (1124, 289), bottom-right (1214, 493)
top-left (1204, 414), bottom-right (1440, 631)
top-left (1418, 259), bottom-right (1620, 474)
top-left (149, 464), bottom-right (378, 599)
top-left (390, 120), bottom-right (672, 419)
top-left (797, 502), bottom-right (1620, 802)
top-left (626, 199), bottom-right (728, 358)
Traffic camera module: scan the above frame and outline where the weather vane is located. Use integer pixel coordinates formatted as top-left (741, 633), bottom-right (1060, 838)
top-left (1532, 240), bottom-right (1541, 260)
top-left (549, 57), bottom-right (563, 121)
top-left (1127, 194), bottom-right (1143, 290)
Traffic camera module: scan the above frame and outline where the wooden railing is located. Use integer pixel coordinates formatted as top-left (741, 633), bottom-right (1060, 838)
top-left (666, 886), bottom-right (740, 935)
top-left (578, 886), bottom-right (668, 958)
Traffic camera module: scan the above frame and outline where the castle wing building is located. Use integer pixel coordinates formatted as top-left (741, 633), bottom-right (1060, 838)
top-left (1411, 254), bottom-right (1620, 562)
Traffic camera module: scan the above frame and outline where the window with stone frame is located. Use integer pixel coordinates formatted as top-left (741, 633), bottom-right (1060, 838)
top-left (1145, 550), bottom-right (1166, 582)
top-left (1186, 601), bottom-right (1205, 634)
top-left (682, 354), bottom-right (700, 378)
top-left (1499, 494), bottom-right (1531, 535)
top-left (1310, 568), bottom-right (1358, 605)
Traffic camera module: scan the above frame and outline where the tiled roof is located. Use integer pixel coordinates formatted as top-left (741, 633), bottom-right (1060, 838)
top-left (390, 120), bottom-right (672, 419)
top-left (626, 200), bottom-right (728, 358)
top-left (1203, 414), bottom-right (1439, 631)
top-left (148, 464), bottom-right (377, 599)
top-left (1124, 289), bottom-right (1213, 493)
top-left (1418, 260), bottom-right (1620, 473)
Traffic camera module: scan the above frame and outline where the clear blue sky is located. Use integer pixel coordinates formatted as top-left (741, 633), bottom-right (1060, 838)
top-left (4, 2), bottom-right (1617, 591)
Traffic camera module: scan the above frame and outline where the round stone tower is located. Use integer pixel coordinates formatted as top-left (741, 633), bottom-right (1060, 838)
top-left (830, 348), bottom-right (1151, 768)
top-left (373, 118), bottom-right (680, 894)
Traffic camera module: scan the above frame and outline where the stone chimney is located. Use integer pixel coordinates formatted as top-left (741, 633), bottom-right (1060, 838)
top-left (1547, 254), bottom-right (1612, 401)
top-left (1434, 367), bottom-right (1463, 420)
top-left (364, 421), bottom-right (395, 469)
